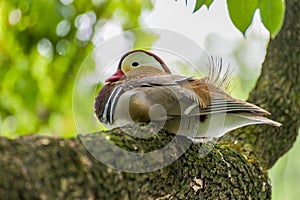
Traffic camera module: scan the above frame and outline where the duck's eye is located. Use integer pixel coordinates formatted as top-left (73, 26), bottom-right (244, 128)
top-left (131, 62), bottom-right (139, 67)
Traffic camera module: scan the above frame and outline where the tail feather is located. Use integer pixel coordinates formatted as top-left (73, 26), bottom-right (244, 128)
top-left (232, 113), bottom-right (282, 127)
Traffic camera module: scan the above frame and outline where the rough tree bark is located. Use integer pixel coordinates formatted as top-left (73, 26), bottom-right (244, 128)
top-left (0, 0), bottom-right (299, 199)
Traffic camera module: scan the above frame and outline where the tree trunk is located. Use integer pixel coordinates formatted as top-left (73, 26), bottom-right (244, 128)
top-left (221, 0), bottom-right (300, 169)
top-left (0, 0), bottom-right (299, 199)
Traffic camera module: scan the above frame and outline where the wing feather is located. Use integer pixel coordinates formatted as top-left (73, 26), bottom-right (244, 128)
top-left (116, 74), bottom-right (271, 118)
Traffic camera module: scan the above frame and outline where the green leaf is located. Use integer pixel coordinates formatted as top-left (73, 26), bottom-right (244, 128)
top-left (227, 0), bottom-right (258, 35)
top-left (259, 0), bottom-right (285, 38)
top-left (193, 0), bottom-right (214, 13)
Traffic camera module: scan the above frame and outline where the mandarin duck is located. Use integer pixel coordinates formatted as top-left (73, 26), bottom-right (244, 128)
top-left (94, 50), bottom-right (281, 138)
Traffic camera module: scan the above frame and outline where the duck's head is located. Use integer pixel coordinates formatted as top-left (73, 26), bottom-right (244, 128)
top-left (106, 50), bottom-right (171, 82)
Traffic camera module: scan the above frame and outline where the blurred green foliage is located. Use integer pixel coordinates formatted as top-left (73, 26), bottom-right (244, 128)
top-left (0, 0), bottom-right (153, 138)
top-left (270, 129), bottom-right (300, 200)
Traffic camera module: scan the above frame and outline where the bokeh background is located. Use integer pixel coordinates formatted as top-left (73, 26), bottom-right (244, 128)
top-left (0, 0), bottom-right (299, 199)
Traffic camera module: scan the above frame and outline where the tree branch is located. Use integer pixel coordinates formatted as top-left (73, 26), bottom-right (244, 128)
top-left (0, 131), bottom-right (270, 199)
